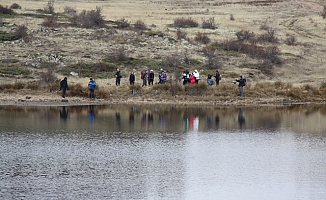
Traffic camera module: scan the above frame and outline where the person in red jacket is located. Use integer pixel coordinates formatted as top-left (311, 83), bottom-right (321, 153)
top-left (189, 73), bottom-right (195, 84)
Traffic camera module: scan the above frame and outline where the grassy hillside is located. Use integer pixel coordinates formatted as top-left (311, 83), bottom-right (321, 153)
top-left (0, 0), bottom-right (326, 102)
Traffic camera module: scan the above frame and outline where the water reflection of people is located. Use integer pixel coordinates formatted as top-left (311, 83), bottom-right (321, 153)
top-left (60, 106), bottom-right (68, 120)
top-left (116, 112), bottom-right (121, 130)
top-left (238, 108), bottom-right (245, 129)
top-left (89, 105), bottom-right (95, 123)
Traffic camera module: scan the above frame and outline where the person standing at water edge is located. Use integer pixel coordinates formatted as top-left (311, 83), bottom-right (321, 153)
top-left (235, 76), bottom-right (246, 96)
top-left (129, 71), bottom-right (135, 85)
top-left (115, 69), bottom-right (122, 86)
top-left (88, 78), bottom-right (96, 99)
top-left (59, 77), bottom-right (68, 98)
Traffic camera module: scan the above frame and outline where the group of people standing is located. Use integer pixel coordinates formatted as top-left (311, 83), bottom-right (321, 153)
top-left (130, 69), bottom-right (167, 86)
top-left (59, 68), bottom-right (247, 100)
top-left (182, 69), bottom-right (222, 86)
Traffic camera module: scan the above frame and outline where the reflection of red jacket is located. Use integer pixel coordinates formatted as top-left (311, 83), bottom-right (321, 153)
top-left (190, 74), bottom-right (195, 84)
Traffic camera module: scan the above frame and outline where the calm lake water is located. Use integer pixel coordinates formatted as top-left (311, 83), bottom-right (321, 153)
top-left (1, 104), bottom-right (326, 200)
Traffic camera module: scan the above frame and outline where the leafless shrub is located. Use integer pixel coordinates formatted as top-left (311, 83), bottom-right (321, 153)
top-left (134, 20), bottom-right (147, 30)
top-left (15, 24), bottom-right (29, 42)
top-left (257, 28), bottom-right (278, 44)
top-left (10, 3), bottom-right (21, 9)
top-left (176, 28), bottom-right (187, 40)
top-left (230, 14), bottom-right (235, 21)
top-left (284, 34), bottom-right (297, 45)
top-left (71, 7), bottom-right (105, 28)
top-left (173, 17), bottom-right (198, 28)
top-left (195, 32), bottom-right (210, 44)
top-left (202, 17), bottom-right (217, 29)
top-left (260, 21), bottom-right (271, 30)
top-left (63, 6), bottom-right (77, 15)
top-left (164, 53), bottom-right (183, 69)
top-left (202, 46), bottom-right (222, 69)
top-left (42, 16), bottom-right (59, 28)
top-left (321, 5), bottom-right (326, 19)
top-left (263, 45), bottom-right (282, 64)
top-left (236, 30), bottom-right (255, 41)
top-left (115, 18), bottom-right (130, 29)
top-left (0, 5), bottom-right (14, 15)
top-left (44, 0), bottom-right (55, 14)
top-left (219, 40), bottom-right (281, 64)
top-left (108, 46), bottom-right (129, 62)
top-left (40, 66), bottom-right (57, 84)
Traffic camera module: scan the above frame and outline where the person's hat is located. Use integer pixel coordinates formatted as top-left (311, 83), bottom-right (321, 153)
top-left (194, 70), bottom-right (198, 73)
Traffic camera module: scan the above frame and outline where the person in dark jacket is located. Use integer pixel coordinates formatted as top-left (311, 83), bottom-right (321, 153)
top-left (129, 71), bottom-right (135, 85)
top-left (59, 77), bottom-right (68, 98)
top-left (115, 69), bottom-right (122, 86)
top-left (235, 76), bottom-right (246, 96)
top-left (148, 70), bottom-right (154, 85)
top-left (214, 70), bottom-right (221, 85)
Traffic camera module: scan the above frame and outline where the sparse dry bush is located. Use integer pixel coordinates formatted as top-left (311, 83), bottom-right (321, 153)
top-left (194, 32), bottom-right (210, 44)
top-left (26, 82), bottom-right (39, 90)
top-left (202, 46), bottom-right (222, 69)
top-left (71, 7), bottom-right (105, 28)
top-left (236, 30), bottom-right (255, 41)
top-left (68, 83), bottom-right (89, 97)
top-left (230, 14), bottom-right (235, 21)
top-left (260, 21), bottom-right (271, 30)
top-left (257, 28), bottom-right (278, 44)
top-left (44, 0), bottom-right (55, 14)
top-left (202, 17), bottom-right (217, 29)
top-left (284, 34), bottom-right (297, 45)
top-left (39, 66), bottom-right (57, 84)
top-left (134, 20), bottom-right (147, 30)
top-left (115, 18), bottom-right (130, 29)
top-left (184, 82), bottom-right (209, 95)
top-left (129, 84), bottom-right (142, 94)
top-left (63, 6), bottom-right (77, 15)
top-left (152, 84), bottom-right (170, 91)
top-left (173, 17), bottom-right (198, 28)
top-left (15, 24), bottom-right (29, 41)
top-left (11, 82), bottom-right (25, 89)
top-left (42, 16), bottom-right (59, 28)
top-left (0, 5), bottom-right (15, 15)
top-left (164, 54), bottom-right (183, 69)
top-left (10, 3), bottom-right (21, 9)
top-left (321, 5), bottom-right (326, 19)
top-left (176, 28), bottom-right (187, 40)
top-left (108, 46), bottom-right (129, 62)
top-left (320, 82), bottom-right (326, 90)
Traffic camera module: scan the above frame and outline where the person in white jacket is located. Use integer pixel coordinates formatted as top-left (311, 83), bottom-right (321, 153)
top-left (193, 70), bottom-right (200, 84)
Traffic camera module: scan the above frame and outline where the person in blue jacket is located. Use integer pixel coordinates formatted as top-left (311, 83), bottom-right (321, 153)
top-left (88, 78), bottom-right (96, 99)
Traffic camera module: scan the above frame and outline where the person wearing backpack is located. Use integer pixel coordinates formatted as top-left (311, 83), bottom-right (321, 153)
top-left (235, 76), bottom-right (246, 96)
top-left (88, 78), bottom-right (96, 99)
top-left (59, 77), bottom-right (68, 98)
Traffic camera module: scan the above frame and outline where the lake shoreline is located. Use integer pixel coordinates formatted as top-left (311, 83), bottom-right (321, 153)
top-left (0, 93), bottom-right (324, 107)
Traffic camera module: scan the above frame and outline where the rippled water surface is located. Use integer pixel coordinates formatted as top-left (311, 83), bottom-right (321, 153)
top-left (1, 104), bottom-right (326, 200)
